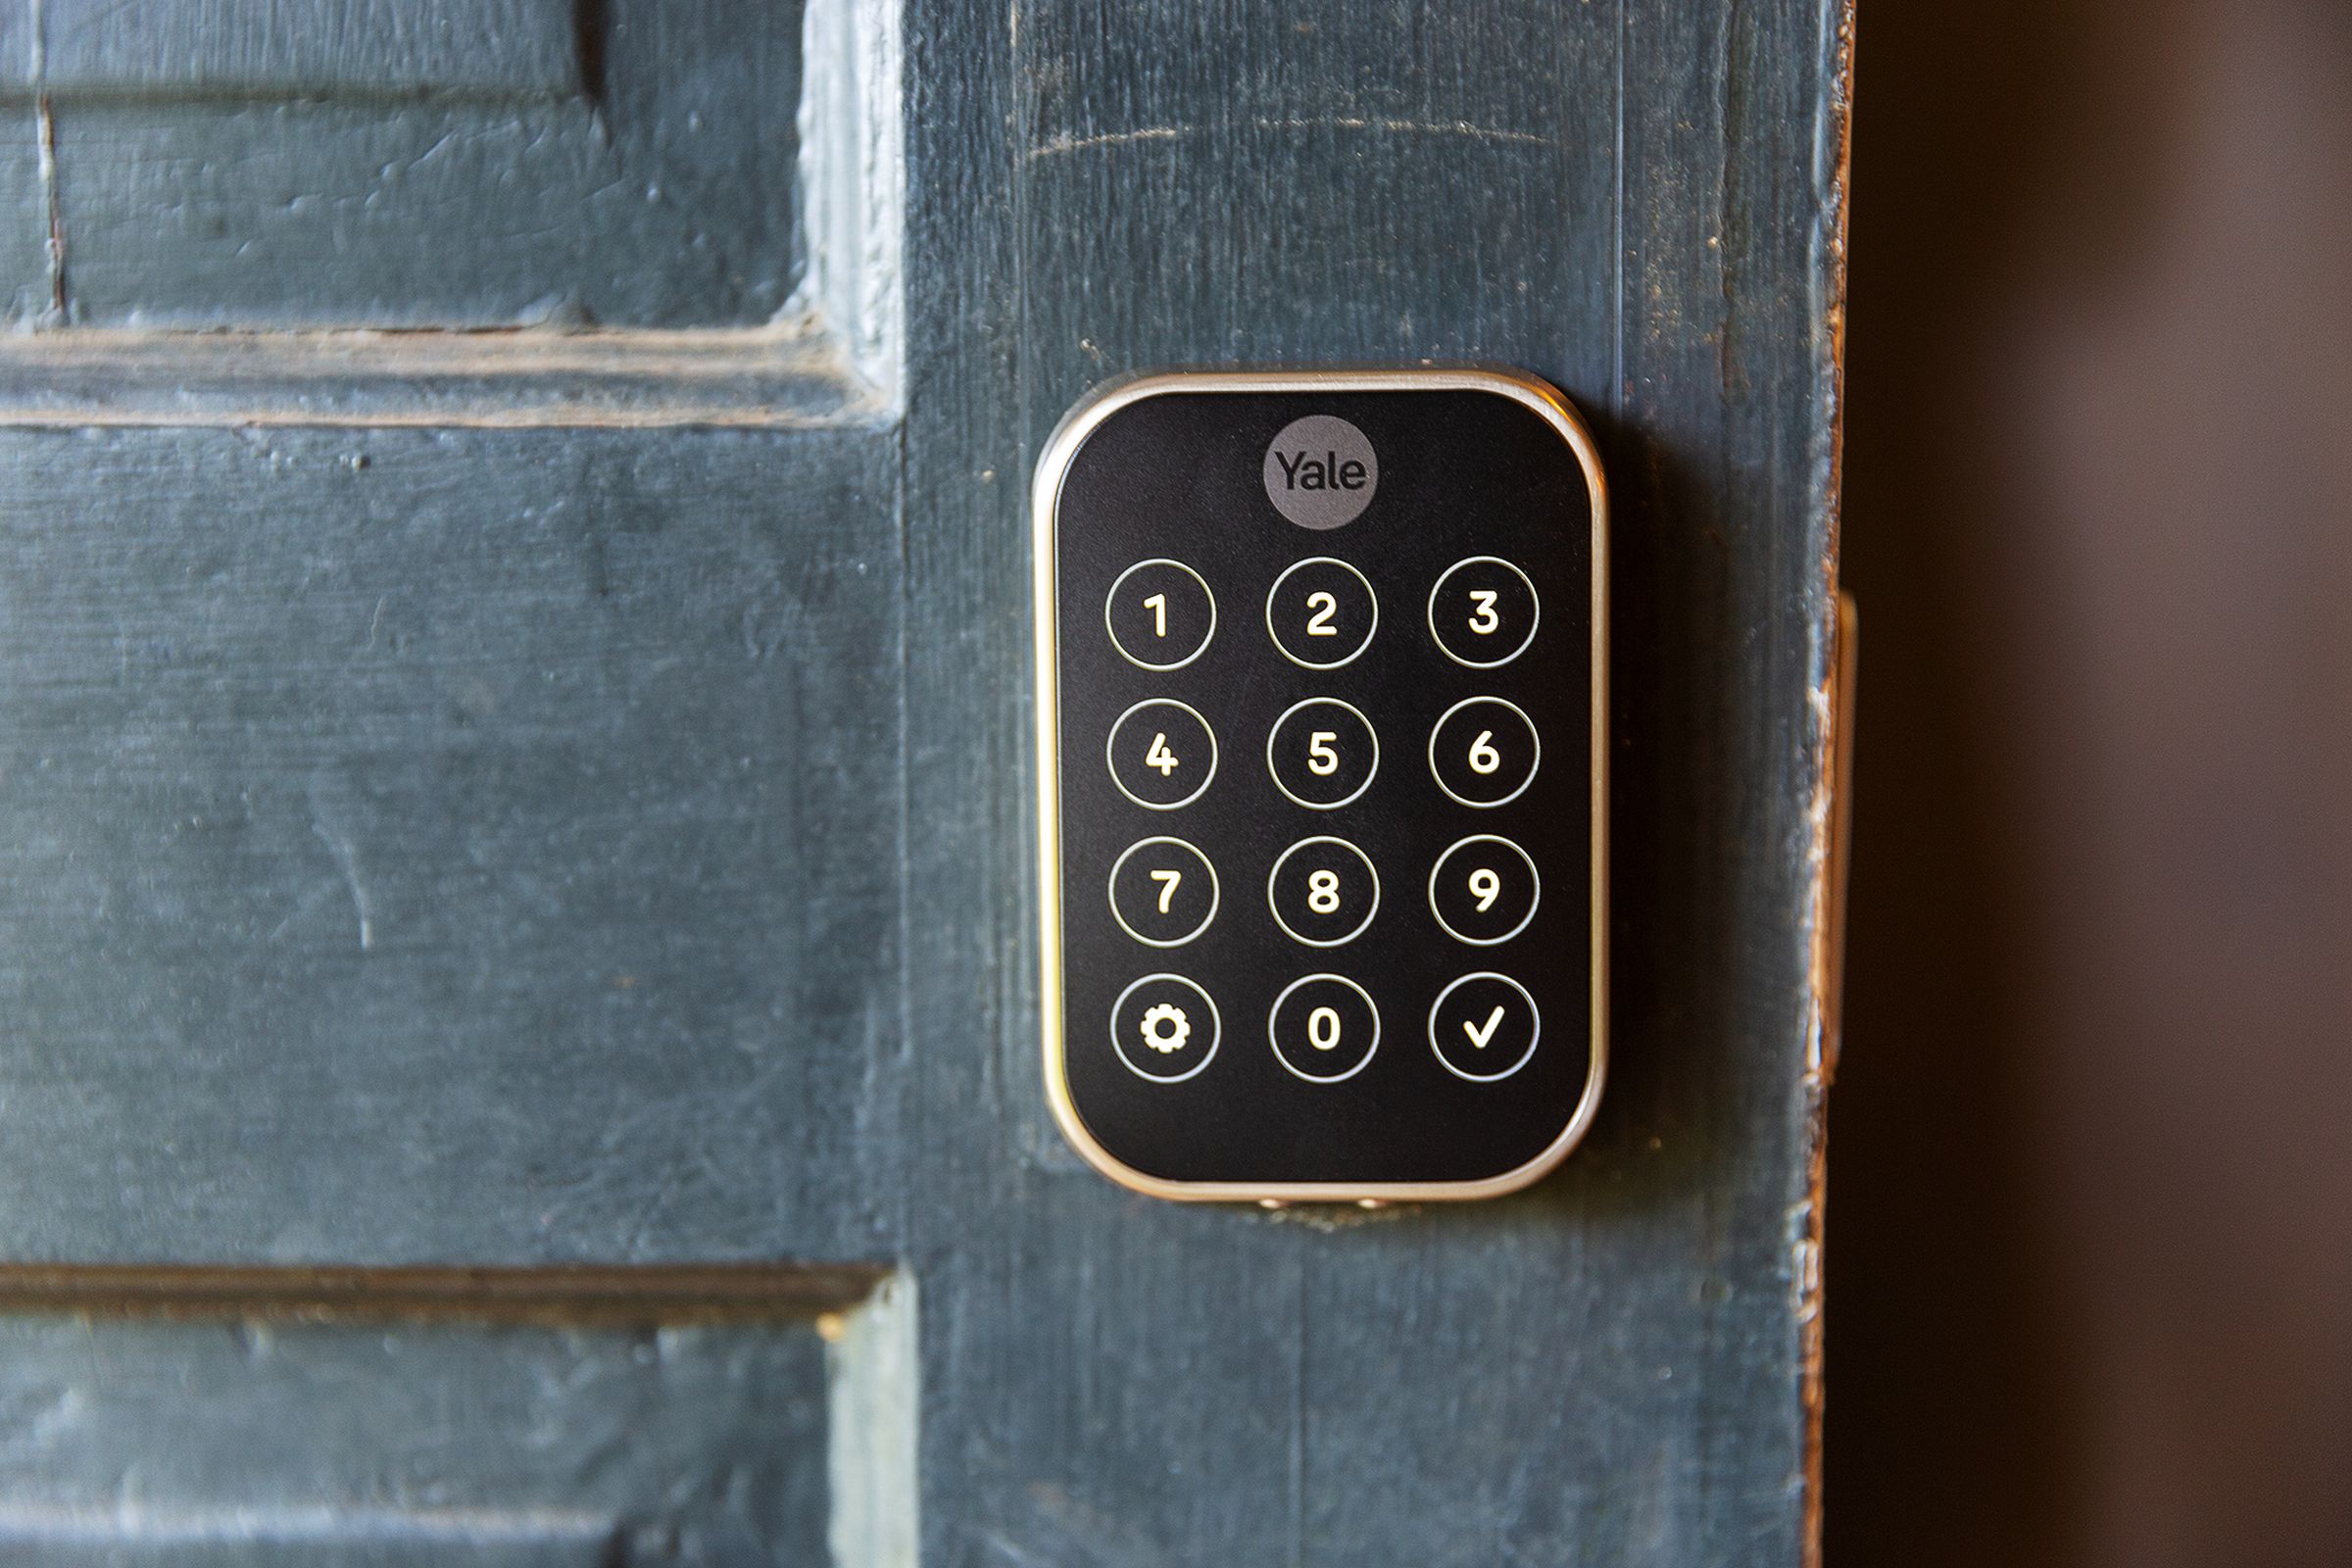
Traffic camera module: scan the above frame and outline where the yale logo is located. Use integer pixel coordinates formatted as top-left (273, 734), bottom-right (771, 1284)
top-left (1262, 415), bottom-right (1378, 529)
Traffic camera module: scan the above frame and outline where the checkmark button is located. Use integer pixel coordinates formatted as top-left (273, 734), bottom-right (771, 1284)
top-left (1428, 973), bottom-right (1541, 1082)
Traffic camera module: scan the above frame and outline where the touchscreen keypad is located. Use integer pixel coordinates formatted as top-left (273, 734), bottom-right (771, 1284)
top-left (1039, 375), bottom-right (1604, 1195)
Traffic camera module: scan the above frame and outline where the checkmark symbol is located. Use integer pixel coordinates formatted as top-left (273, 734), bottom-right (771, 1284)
top-left (1462, 1004), bottom-right (1506, 1050)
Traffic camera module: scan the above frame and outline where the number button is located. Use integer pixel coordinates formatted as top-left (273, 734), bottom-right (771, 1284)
top-left (1108, 837), bottom-right (1219, 948)
top-left (1107, 699), bottom-right (1217, 809)
top-left (1428, 972), bottom-right (1541, 1082)
top-left (1267, 698), bottom-right (1379, 809)
top-left (1428, 557), bottom-right (1540, 667)
top-left (1265, 557), bottom-right (1377, 668)
top-left (1106, 559), bottom-right (1216, 669)
top-left (1268, 974), bottom-right (1381, 1083)
top-left (1428, 696), bottom-right (1540, 808)
top-left (1111, 973), bottom-right (1221, 1083)
top-left (1428, 835), bottom-right (1541, 946)
top-left (1267, 837), bottom-right (1380, 948)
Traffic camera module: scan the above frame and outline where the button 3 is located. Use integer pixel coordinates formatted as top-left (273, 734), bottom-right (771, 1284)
top-left (1428, 556), bottom-right (1539, 667)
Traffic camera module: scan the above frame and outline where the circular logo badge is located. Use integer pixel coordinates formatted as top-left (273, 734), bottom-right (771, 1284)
top-left (1262, 416), bottom-right (1378, 530)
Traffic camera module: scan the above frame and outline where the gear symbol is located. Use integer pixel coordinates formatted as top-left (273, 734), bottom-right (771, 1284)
top-left (1139, 1003), bottom-right (1192, 1054)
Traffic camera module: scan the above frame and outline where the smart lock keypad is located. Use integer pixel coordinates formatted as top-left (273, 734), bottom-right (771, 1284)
top-left (1038, 373), bottom-right (1605, 1195)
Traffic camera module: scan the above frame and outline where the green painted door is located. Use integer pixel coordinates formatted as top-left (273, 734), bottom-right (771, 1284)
top-left (0, 0), bottom-right (1850, 1560)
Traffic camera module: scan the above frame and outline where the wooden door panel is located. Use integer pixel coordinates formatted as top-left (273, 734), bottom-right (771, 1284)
top-left (0, 0), bottom-right (1848, 1559)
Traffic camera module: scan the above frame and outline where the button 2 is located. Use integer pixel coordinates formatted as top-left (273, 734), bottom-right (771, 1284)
top-left (1268, 836), bottom-right (1379, 948)
top-left (1269, 974), bottom-right (1380, 1083)
top-left (1428, 835), bottom-right (1540, 946)
top-left (1107, 699), bottom-right (1217, 809)
top-left (1428, 697), bottom-right (1540, 808)
top-left (1428, 972), bottom-right (1540, 1082)
top-left (1265, 557), bottom-right (1377, 668)
top-left (1111, 973), bottom-right (1220, 1083)
top-left (1106, 559), bottom-right (1216, 669)
top-left (1428, 556), bottom-right (1539, 667)
top-left (1109, 837), bottom-right (1219, 948)
top-left (1267, 698), bottom-right (1378, 809)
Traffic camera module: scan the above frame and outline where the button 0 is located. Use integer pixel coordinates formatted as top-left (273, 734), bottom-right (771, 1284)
top-left (1428, 973), bottom-right (1541, 1082)
top-left (1107, 699), bottom-right (1217, 809)
top-left (1111, 973), bottom-right (1221, 1083)
top-left (1269, 974), bottom-right (1381, 1083)
top-left (1268, 836), bottom-right (1379, 948)
top-left (1428, 556), bottom-right (1540, 667)
top-left (1265, 557), bottom-right (1377, 668)
top-left (1428, 697), bottom-right (1540, 808)
top-left (1108, 836), bottom-right (1219, 948)
top-left (1106, 559), bottom-right (1216, 669)
top-left (1429, 835), bottom-right (1541, 946)
top-left (1267, 698), bottom-right (1378, 809)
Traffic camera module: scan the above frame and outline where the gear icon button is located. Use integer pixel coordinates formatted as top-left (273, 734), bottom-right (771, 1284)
top-left (1110, 974), bottom-right (1219, 1083)
top-left (1139, 1003), bottom-right (1192, 1054)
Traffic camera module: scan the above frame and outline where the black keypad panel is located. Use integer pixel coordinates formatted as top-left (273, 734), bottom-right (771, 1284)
top-left (1037, 372), bottom-right (1605, 1196)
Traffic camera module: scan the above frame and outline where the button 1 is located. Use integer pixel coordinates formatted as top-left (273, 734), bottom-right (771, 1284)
top-left (1428, 835), bottom-right (1541, 946)
top-left (1107, 699), bottom-right (1217, 809)
top-left (1267, 836), bottom-right (1379, 948)
top-left (1428, 697), bottom-right (1540, 808)
top-left (1108, 836), bottom-right (1219, 948)
top-left (1428, 972), bottom-right (1540, 1082)
top-left (1267, 698), bottom-right (1378, 809)
top-left (1106, 559), bottom-right (1216, 669)
top-left (1111, 973), bottom-right (1221, 1083)
top-left (1265, 557), bottom-right (1377, 668)
top-left (1269, 974), bottom-right (1381, 1083)
top-left (1428, 556), bottom-right (1540, 667)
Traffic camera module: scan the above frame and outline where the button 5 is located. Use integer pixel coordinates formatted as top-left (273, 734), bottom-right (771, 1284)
top-left (1267, 698), bottom-right (1378, 809)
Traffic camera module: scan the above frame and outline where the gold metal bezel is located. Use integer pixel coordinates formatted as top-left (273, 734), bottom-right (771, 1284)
top-left (1032, 367), bottom-right (1610, 1203)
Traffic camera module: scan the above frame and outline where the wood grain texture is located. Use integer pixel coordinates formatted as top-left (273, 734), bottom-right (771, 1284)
top-left (896, 0), bottom-right (1850, 1562)
top-left (0, 0), bottom-right (1848, 1559)
top-left (5, 0), bottom-right (804, 329)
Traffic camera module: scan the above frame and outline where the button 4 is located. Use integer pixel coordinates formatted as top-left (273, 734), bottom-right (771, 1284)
top-left (1107, 698), bottom-right (1217, 809)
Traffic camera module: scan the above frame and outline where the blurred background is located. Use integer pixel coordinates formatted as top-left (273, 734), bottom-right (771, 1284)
top-left (1830, 2), bottom-right (2351, 1564)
